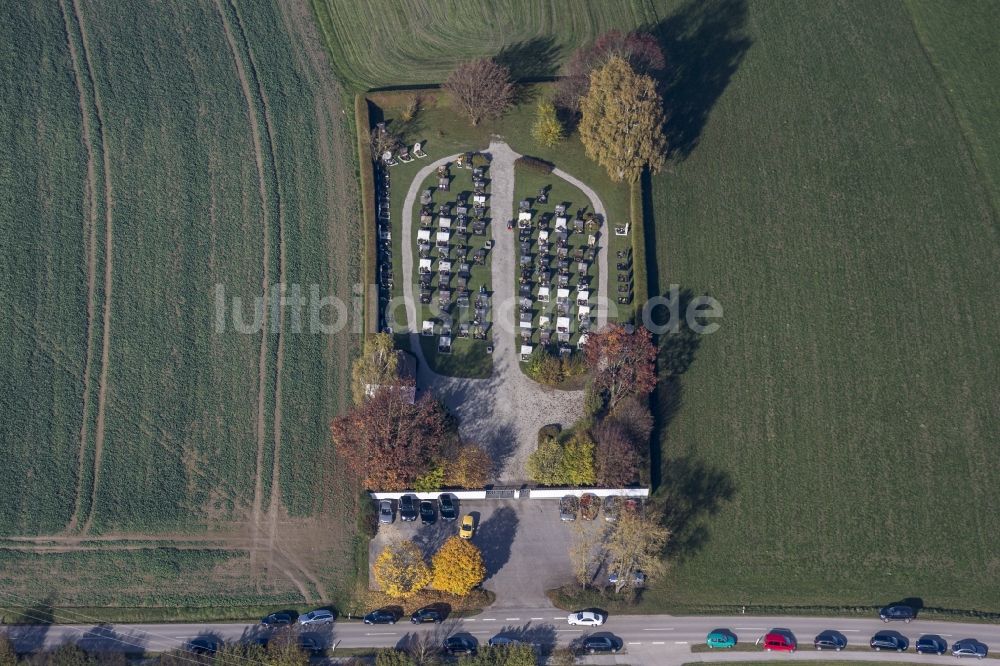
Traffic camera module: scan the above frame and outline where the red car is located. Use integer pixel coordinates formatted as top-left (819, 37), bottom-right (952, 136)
top-left (761, 631), bottom-right (797, 652)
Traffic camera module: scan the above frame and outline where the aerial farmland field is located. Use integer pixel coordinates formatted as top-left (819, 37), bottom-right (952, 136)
top-left (319, 0), bottom-right (1000, 614)
top-left (0, 0), bottom-right (361, 614)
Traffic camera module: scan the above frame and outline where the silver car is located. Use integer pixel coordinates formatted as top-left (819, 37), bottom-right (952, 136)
top-left (378, 499), bottom-right (394, 524)
top-left (298, 609), bottom-right (334, 626)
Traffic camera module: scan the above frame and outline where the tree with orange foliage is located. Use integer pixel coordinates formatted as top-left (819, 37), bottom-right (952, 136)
top-left (583, 324), bottom-right (657, 410)
top-left (330, 388), bottom-right (449, 490)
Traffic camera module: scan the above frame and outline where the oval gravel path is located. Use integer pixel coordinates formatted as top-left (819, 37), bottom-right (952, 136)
top-left (400, 140), bottom-right (610, 482)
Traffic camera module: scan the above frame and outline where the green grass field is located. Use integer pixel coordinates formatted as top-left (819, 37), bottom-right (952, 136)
top-left (0, 0), bottom-right (361, 611)
top-left (340, 0), bottom-right (1000, 615)
top-left (645, 0), bottom-right (1000, 614)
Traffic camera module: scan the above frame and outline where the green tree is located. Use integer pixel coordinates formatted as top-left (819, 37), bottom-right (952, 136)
top-left (526, 434), bottom-right (595, 486)
top-left (526, 437), bottom-right (565, 486)
top-left (375, 649), bottom-right (416, 666)
top-left (531, 100), bottom-right (564, 147)
top-left (458, 644), bottom-right (536, 666)
top-left (413, 464), bottom-right (445, 492)
top-left (351, 332), bottom-right (400, 405)
top-left (579, 55), bottom-right (666, 183)
top-left (374, 540), bottom-right (432, 598)
top-left (431, 536), bottom-right (485, 595)
top-left (561, 432), bottom-right (596, 485)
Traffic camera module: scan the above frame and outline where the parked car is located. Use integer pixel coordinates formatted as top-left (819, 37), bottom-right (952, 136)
top-left (871, 632), bottom-right (909, 652)
top-left (363, 608), bottom-right (398, 625)
top-left (952, 640), bottom-right (988, 659)
top-left (567, 610), bottom-right (606, 627)
top-left (761, 631), bottom-right (797, 652)
top-left (419, 500), bottom-right (436, 524)
top-left (814, 630), bottom-right (847, 651)
top-left (603, 496), bottom-right (623, 522)
top-left (444, 635), bottom-right (477, 655)
top-left (608, 570), bottom-right (646, 587)
top-left (399, 495), bottom-right (418, 522)
top-left (488, 636), bottom-right (521, 647)
top-left (378, 499), bottom-right (394, 524)
top-left (188, 638), bottom-right (218, 656)
top-left (579, 493), bottom-right (600, 520)
top-left (581, 635), bottom-right (621, 654)
top-left (298, 609), bottom-right (334, 626)
top-left (439, 493), bottom-right (457, 520)
top-left (880, 604), bottom-right (916, 622)
top-left (559, 495), bottom-right (579, 521)
top-left (460, 514), bottom-right (475, 539)
top-left (916, 635), bottom-right (948, 655)
top-left (707, 629), bottom-right (737, 649)
top-left (260, 612), bottom-right (293, 627)
top-left (410, 606), bottom-right (445, 624)
top-left (299, 636), bottom-right (323, 656)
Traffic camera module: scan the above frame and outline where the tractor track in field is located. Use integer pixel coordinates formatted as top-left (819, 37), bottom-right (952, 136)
top-left (56, 0), bottom-right (99, 534)
top-left (217, 0), bottom-right (317, 603)
top-left (57, 0), bottom-right (115, 536)
top-left (214, 0), bottom-right (273, 584)
top-left (228, 0), bottom-right (290, 585)
top-left (277, 0), bottom-right (359, 406)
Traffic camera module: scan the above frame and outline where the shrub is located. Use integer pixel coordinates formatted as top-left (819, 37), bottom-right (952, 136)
top-left (538, 423), bottom-right (562, 446)
top-left (413, 465), bottom-right (445, 492)
top-left (515, 155), bottom-right (555, 175)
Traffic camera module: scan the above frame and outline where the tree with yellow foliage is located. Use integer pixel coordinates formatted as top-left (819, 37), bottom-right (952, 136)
top-left (431, 536), bottom-right (485, 595)
top-left (531, 99), bottom-right (565, 148)
top-left (373, 540), bottom-right (432, 598)
top-left (579, 55), bottom-right (666, 183)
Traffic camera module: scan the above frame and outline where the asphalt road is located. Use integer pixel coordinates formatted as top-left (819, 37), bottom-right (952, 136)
top-left (3, 611), bottom-right (999, 665)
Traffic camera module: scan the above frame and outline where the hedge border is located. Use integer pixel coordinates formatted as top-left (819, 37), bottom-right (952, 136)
top-left (629, 181), bottom-right (650, 324)
top-left (354, 94), bottom-right (378, 337)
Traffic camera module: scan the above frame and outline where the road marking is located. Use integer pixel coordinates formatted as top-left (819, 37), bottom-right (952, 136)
top-left (628, 642), bottom-right (642, 645)
top-left (553, 616), bottom-right (565, 620)
top-left (505, 618), bottom-right (520, 621)
top-left (940, 634), bottom-right (953, 637)
top-left (652, 641), bottom-right (665, 645)
top-left (531, 617), bottom-right (544, 620)
top-left (482, 618), bottom-right (496, 622)
top-left (365, 632), bottom-right (396, 636)
top-left (464, 619), bottom-right (475, 622)
top-left (675, 641), bottom-right (689, 645)
top-left (642, 627), bottom-right (674, 631)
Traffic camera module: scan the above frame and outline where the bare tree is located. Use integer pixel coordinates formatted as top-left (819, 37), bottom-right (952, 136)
top-left (370, 122), bottom-right (400, 162)
top-left (443, 58), bottom-right (516, 126)
top-left (569, 519), bottom-right (607, 589)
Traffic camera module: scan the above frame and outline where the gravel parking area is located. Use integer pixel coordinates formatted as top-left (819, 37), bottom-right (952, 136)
top-left (371, 497), bottom-right (574, 608)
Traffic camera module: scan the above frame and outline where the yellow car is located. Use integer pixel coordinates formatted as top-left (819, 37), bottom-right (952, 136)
top-left (459, 514), bottom-right (475, 539)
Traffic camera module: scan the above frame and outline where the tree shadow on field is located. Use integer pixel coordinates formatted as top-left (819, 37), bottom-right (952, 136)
top-left (658, 455), bottom-right (735, 560)
top-left (496, 36), bottom-right (561, 81)
top-left (648, 0), bottom-right (752, 158)
top-left (648, 288), bottom-right (702, 489)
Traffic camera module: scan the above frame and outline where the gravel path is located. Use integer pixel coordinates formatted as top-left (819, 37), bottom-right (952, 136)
top-left (399, 140), bottom-right (610, 482)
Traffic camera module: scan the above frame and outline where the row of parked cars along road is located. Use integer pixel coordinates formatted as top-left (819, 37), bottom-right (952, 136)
top-left (250, 604), bottom-right (988, 659)
top-left (707, 606), bottom-right (989, 658)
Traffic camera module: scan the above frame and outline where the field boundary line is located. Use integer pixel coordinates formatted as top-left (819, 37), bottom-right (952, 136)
top-left (56, 0), bottom-right (100, 534)
top-left (69, 0), bottom-right (115, 537)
